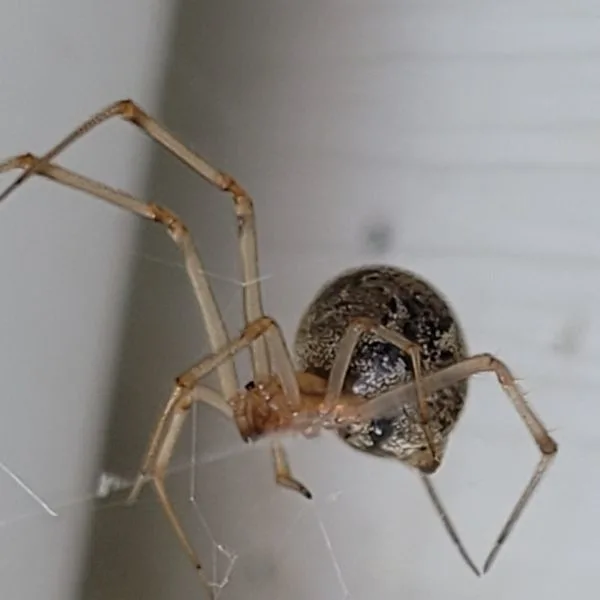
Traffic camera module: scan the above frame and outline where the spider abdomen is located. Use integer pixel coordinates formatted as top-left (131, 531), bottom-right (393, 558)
top-left (294, 265), bottom-right (469, 468)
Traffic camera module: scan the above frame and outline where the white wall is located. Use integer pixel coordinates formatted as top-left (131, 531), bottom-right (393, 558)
top-left (2, 1), bottom-right (599, 599)
top-left (0, 3), bottom-right (173, 599)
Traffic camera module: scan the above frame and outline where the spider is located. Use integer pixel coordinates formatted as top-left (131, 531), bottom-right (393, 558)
top-left (0, 100), bottom-right (557, 595)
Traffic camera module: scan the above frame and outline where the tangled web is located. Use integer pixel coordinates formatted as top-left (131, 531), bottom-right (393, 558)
top-left (0, 429), bottom-right (351, 599)
top-left (0, 266), bottom-right (353, 600)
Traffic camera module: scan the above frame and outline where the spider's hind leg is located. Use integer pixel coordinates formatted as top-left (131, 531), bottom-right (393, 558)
top-left (323, 317), bottom-right (439, 470)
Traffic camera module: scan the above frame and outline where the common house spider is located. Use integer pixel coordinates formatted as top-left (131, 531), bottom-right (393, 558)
top-left (0, 100), bottom-right (558, 594)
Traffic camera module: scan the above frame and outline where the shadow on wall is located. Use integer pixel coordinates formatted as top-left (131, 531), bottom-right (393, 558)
top-left (79, 1), bottom-right (294, 598)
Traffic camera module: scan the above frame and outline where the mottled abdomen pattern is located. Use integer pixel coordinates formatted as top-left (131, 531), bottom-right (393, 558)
top-left (294, 265), bottom-right (469, 464)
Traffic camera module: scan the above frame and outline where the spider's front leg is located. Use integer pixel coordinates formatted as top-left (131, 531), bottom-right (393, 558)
top-left (123, 316), bottom-right (280, 594)
top-left (127, 315), bottom-right (310, 591)
top-left (0, 103), bottom-right (310, 590)
top-left (0, 98), bottom-right (271, 380)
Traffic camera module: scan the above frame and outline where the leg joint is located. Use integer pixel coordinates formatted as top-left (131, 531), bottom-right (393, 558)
top-left (541, 438), bottom-right (558, 456)
top-left (117, 99), bottom-right (143, 123)
top-left (349, 316), bottom-right (378, 333)
top-left (149, 203), bottom-right (188, 236)
top-left (221, 172), bottom-right (249, 199)
top-left (244, 315), bottom-right (276, 341)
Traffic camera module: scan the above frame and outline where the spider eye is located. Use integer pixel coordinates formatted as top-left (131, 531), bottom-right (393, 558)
top-left (244, 380), bottom-right (256, 391)
top-left (369, 418), bottom-right (394, 444)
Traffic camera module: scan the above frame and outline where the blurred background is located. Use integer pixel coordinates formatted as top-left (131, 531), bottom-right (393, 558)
top-left (0, 1), bottom-right (598, 598)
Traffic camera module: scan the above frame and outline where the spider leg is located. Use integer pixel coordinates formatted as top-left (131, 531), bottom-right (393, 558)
top-left (173, 310), bottom-right (307, 502)
top-left (126, 384), bottom-right (230, 504)
top-left (152, 385), bottom-right (226, 600)
top-left (0, 153), bottom-right (239, 401)
top-left (323, 317), bottom-right (438, 469)
top-left (128, 311), bottom-right (302, 503)
top-left (1, 96), bottom-right (305, 497)
top-left (1, 98), bottom-right (305, 496)
top-left (0, 99), bottom-right (269, 375)
top-left (0, 154), bottom-right (245, 592)
top-left (185, 313), bottom-right (305, 500)
top-left (125, 316), bottom-right (287, 592)
top-left (0, 95), bottom-right (277, 384)
top-left (252, 317), bottom-right (308, 499)
top-left (271, 440), bottom-right (312, 499)
top-left (419, 473), bottom-right (480, 576)
top-left (354, 353), bottom-right (558, 574)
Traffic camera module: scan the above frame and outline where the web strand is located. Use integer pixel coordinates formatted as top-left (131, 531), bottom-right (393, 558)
top-left (0, 460), bottom-right (57, 517)
top-left (315, 492), bottom-right (350, 600)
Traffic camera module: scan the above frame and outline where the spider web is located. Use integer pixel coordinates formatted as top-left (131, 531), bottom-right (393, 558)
top-left (0, 164), bottom-right (539, 599)
top-left (0, 236), bottom-right (553, 600)
top-left (0, 262), bottom-right (355, 600)
top-left (0, 407), bottom-right (351, 600)
top-left (0, 217), bottom-right (550, 600)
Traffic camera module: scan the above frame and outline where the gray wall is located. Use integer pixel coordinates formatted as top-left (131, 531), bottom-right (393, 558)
top-left (0, 2), bottom-right (170, 599)
top-left (2, 1), bottom-right (600, 599)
